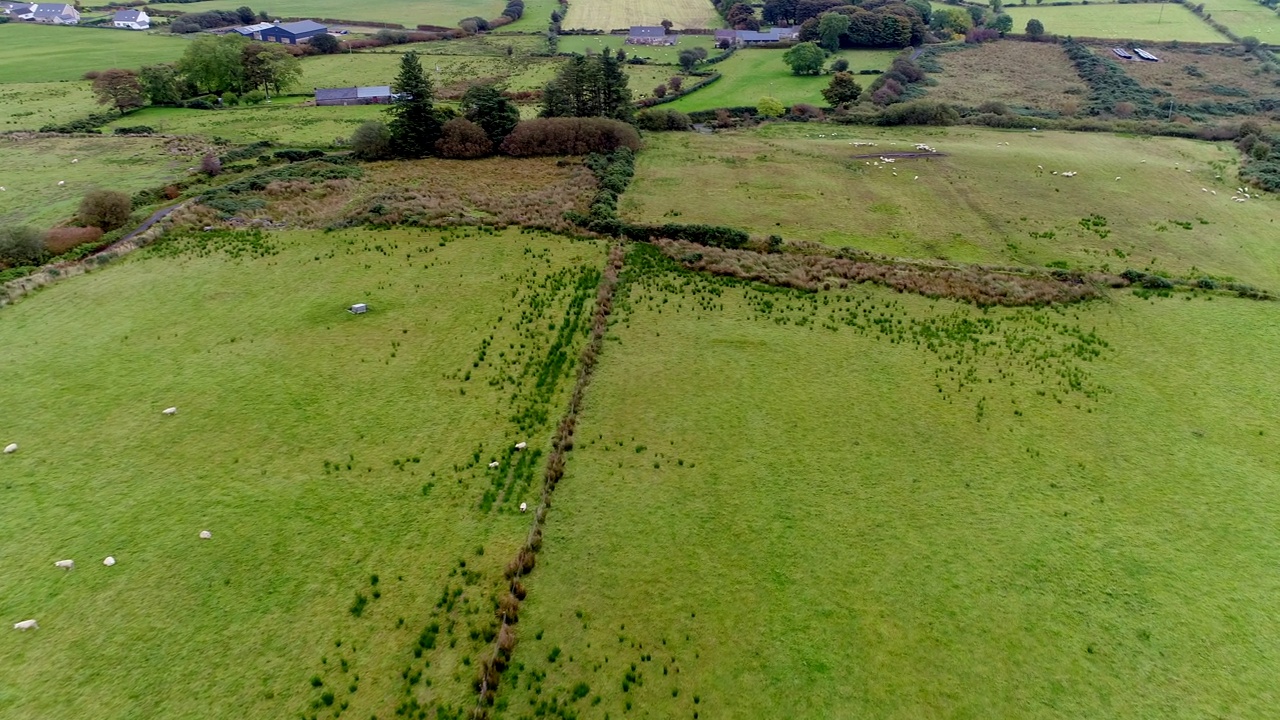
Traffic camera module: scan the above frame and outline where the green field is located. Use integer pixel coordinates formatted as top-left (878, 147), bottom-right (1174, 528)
top-left (561, 0), bottom-right (722, 31)
top-left (558, 33), bottom-right (718, 64)
top-left (103, 101), bottom-right (383, 147)
top-left (666, 49), bottom-right (899, 113)
top-left (1202, 0), bottom-right (1280, 43)
top-left (1005, 4), bottom-right (1228, 42)
top-left (300, 50), bottom-right (561, 93)
top-left (144, 0), bottom-right (505, 28)
top-left (0, 81), bottom-right (99, 131)
top-left (0, 135), bottom-right (200, 228)
top-left (0, 227), bottom-right (606, 719)
top-left (501, 249), bottom-right (1280, 718)
top-left (622, 125), bottom-right (1280, 288)
top-left (0, 24), bottom-right (189, 83)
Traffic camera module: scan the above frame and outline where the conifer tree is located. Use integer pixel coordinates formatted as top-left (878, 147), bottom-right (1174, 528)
top-left (387, 51), bottom-right (441, 158)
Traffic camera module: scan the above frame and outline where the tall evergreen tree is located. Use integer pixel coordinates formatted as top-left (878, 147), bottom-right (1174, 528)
top-left (539, 51), bottom-right (633, 121)
top-left (387, 51), bottom-right (441, 158)
top-left (461, 84), bottom-right (521, 144)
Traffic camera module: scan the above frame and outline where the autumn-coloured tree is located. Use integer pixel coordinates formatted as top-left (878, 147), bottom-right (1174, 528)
top-left (92, 69), bottom-right (144, 114)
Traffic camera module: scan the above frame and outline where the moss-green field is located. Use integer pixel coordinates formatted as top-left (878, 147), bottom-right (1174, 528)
top-left (1202, 0), bottom-right (1280, 44)
top-left (0, 135), bottom-right (201, 228)
top-left (1004, 4), bottom-right (1228, 42)
top-left (501, 246), bottom-right (1280, 718)
top-left (144, 0), bottom-right (506, 28)
top-left (0, 82), bottom-right (99, 132)
top-left (0, 227), bottom-right (606, 719)
top-left (623, 125), bottom-right (1280, 288)
top-left (0, 24), bottom-right (189, 83)
top-left (666, 49), bottom-right (900, 113)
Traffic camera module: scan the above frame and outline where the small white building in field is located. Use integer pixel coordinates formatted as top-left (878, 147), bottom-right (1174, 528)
top-left (112, 8), bottom-right (150, 29)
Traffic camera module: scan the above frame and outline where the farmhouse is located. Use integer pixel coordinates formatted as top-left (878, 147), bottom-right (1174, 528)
top-left (257, 20), bottom-right (328, 44)
top-left (315, 86), bottom-right (393, 106)
top-left (626, 26), bottom-right (675, 46)
top-left (715, 27), bottom-right (800, 47)
top-left (0, 2), bottom-right (35, 19)
top-left (111, 8), bottom-right (149, 29)
top-left (30, 2), bottom-right (78, 23)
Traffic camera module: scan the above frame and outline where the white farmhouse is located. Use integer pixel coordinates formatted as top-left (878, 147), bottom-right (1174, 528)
top-left (112, 8), bottom-right (149, 29)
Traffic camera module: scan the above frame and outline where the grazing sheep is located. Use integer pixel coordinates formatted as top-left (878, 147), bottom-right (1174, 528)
top-left (3, 443), bottom-right (16, 454)
top-left (162, 407), bottom-right (178, 416)
top-left (0, 187), bottom-right (6, 191)
top-left (71, 159), bottom-right (78, 163)
top-left (54, 559), bottom-right (74, 570)
top-left (57, 181), bottom-right (65, 186)
top-left (913, 176), bottom-right (919, 180)
top-left (514, 442), bottom-right (527, 451)
top-left (13, 620), bottom-right (38, 631)
top-left (488, 461), bottom-right (499, 469)
top-left (199, 530), bottom-right (212, 539)
top-left (103, 556), bottom-right (116, 567)
top-left (1115, 177), bottom-right (1121, 181)
top-left (520, 502), bottom-right (528, 513)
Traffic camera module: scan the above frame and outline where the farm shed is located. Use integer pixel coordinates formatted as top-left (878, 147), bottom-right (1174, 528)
top-left (111, 8), bottom-right (149, 29)
top-left (626, 26), bottom-right (676, 46)
top-left (716, 28), bottom-right (801, 46)
top-left (315, 86), bottom-right (393, 106)
top-left (258, 20), bottom-right (328, 44)
top-left (230, 21), bottom-right (273, 38)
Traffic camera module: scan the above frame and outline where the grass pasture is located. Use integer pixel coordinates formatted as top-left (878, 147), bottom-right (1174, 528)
top-left (557, 33), bottom-right (718, 64)
top-left (0, 227), bottom-right (607, 720)
top-left (1004, 4), bottom-right (1227, 42)
top-left (0, 135), bottom-right (201, 229)
top-left (301, 49), bottom-right (561, 94)
top-left (560, 0), bottom-right (722, 31)
top-left (501, 250), bottom-right (1280, 718)
top-left (622, 125), bottom-right (1280, 287)
top-left (0, 81), bottom-right (99, 132)
top-left (1202, 0), bottom-right (1280, 44)
top-left (0, 24), bottom-right (188, 83)
top-left (144, 0), bottom-right (505, 29)
top-left (926, 42), bottom-right (1088, 114)
top-left (105, 102), bottom-right (384, 147)
top-left (666, 49), bottom-right (899, 112)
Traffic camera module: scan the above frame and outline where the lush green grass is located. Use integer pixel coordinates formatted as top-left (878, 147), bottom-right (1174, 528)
top-left (0, 81), bottom-right (99, 131)
top-left (0, 135), bottom-right (199, 229)
top-left (1004, 4), bottom-right (1228, 42)
top-left (502, 251), bottom-right (1280, 718)
top-left (558, 33), bottom-right (718, 64)
top-left (1201, 0), bottom-right (1280, 43)
top-left (497, 0), bottom-right (559, 31)
top-left (0, 227), bottom-right (606, 719)
top-left (666, 49), bottom-right (899, 113)
top-left (622, 125), bottom-right (1280, 288)
top-left (300, 49), bottom-right (561, 92)
top-left (0, 24), bottom-right (189, 83)
top-left (144, 0), bottom-right (505, 28)
top-left (561, 0), bottom-right (722, 31)
top-left (104, 102), bottom-right (384, 146)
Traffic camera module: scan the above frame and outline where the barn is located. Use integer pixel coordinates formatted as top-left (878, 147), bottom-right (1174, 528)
top-left (258, 20), bottom-right (327, 44)
top-left (315, 86), bottom-right (394, 106)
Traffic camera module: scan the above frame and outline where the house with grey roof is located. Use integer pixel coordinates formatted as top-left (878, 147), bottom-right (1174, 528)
top-left (31, 2), bottom-right (78, 23)
top-left (112, 8), bottom-right (149, 29)
top-left (0, 2), bottom-right (36, 19)
top-left (258, 20), bottom-right (327, 44)
top-left (315, 86), bottom-right (393, 106)
top-left (626, 26), bottom-right (675, 46)
top-left (715, 27), bottom-right (799, 47)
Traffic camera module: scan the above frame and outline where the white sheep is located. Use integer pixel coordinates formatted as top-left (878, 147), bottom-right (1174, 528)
top-left (199, 530), bottom-right (212, 539)
top-left (71, 159), bottom-right (78, 163)
top-left (519, 502), bottom-right (528, 513)
top-left (514, 442), bottom-right (527, 451)
top-left (3, 443), bottom-right (16, 454)
top-left (103, 556), bottom-right (116, 567)
top-left (1115, 177), bottom-right (1121, 181)
top-left (13, 619), bottom-right (38, 631)
top-left (913, 176), bottom-right (919, 180)
top-left (162, 407), bottom-right (178, 416)
top-left (0, 187), bottom-right (6, 191)
top-left (54, 559), bottom-right (74, 570)
top-left (488, 461), bottom-right (499, 469)
top-left (57, 180), bottom-right (65, 186)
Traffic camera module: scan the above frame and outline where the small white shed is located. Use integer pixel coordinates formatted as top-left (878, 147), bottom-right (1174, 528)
top-left (348, 303), bottom-right (368, 314)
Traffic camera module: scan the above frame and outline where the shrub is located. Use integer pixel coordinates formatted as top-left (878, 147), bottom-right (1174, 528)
top-left (790, 103), bottom-right (824, 120)
top-left (435, 118), bottom-right (494, 158)
top-left (500, 118), bottom-right (641, 156)
top-left (350, 121), bottom-right (392, 160)
top-left (44, 227), bottom-right (105, 256)
top-left (78, 190), bottom-right (133, 231)
top-left (243, 90), bottom-right (267, 105)
top-left (1025, 18), bottom-right (1044, 36)
top-left (113, 125), bottom-right (154, 135)
top-left (634, 108), bottom-right (692, 131)
top-left (202, 153), bottom-right (222, 176)
top-left (830, 57), bottom-right (849, 72)
top-left (0, 226), bottom-right (47, 267)
top-left (878, 100), bottom-right (960, 126)
top-left (757, 96), bottom-right (785, 117)
top-left (183, 98), bottom-right (215, 110)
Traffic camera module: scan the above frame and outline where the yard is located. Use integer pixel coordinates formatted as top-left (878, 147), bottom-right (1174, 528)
top-left (621, 125), bottom-right (1280, 289)
top-left (666, 48), bottom-right (899, 112)
top-left (0, 227), bottom-right (607, 720)
top-left (560, 0), bottom-right (722, 31)
top-left (1004, 4), bottom-right (1229, 42)
top-left (0, 24), bottom-right (189, 83)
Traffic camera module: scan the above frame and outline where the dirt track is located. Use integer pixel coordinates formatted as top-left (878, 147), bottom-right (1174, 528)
top-left (850, 151), bottom-right (947, 160)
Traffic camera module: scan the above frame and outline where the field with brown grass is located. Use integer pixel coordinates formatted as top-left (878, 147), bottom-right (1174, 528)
top-left (1084, 42), bottom-right (1280, 112)
top-left (926, 42), bottom-right (1089, 114)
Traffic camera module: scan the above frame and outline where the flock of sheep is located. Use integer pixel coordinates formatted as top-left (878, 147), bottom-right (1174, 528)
top-left (8, 405), bottom-right (202, 633)
top-left (0, 157), bottom-right (82, 193)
